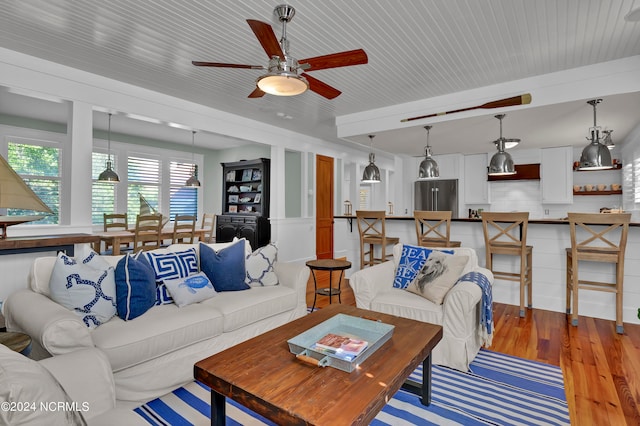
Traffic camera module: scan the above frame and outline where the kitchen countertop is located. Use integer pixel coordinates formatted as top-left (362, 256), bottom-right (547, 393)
top-left (335, 215), bottom-right (640, 226)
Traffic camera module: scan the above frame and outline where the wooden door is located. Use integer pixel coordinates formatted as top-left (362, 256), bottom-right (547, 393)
top-left (316, 155), bottom-right (334, 259)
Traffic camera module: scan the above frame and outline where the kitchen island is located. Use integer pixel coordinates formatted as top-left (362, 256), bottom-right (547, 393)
top-left (334, 214), bottom-right (640, 327)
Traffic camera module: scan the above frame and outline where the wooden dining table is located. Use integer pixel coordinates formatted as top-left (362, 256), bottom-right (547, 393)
top-left (92, 227), bottom-right (208, 255)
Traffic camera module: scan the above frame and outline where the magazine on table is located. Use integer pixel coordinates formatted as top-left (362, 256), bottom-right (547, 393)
top-left (314, 333), bottom-right (368, 361)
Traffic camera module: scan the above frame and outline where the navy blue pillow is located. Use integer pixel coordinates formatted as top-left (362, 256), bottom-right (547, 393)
top-left (115, 252), bottom-right (156, 320)
top-left (200, 241), bottom-right (250, 292)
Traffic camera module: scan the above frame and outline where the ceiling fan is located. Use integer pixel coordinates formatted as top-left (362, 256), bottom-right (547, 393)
top-left (192, 4), bottom-right (368, 99)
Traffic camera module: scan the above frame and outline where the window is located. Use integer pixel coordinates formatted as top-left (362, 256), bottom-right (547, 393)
top-left (5, 139), bottom-right (60, 224)
top-left (127, 156), bottom-right (161, 224)
top-left (92, 152), bottom-right (116, 225)
top-left (169, 161), bottom-right (197, 219)
top-left (91, 143), bottom-right (201, 225)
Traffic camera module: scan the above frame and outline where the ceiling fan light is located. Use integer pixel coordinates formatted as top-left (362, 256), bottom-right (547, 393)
top-left (256, 72), bottom-right (308, 96)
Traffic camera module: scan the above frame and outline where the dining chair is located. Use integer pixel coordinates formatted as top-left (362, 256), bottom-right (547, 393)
top-left (413, 210), bottom-right (461, 248)
top-left (103, 213), bottom-right (129, 253)
top-left (201, 213), bottom-right (216, 243)
top-left (172, 214), bottom-right (197, 244)
top-left (481, 211), bottom-right (533, 317)
top-left (566, 212), bottom-right (630, 334)
top-left (355, 210), bottom-right (400, 269)
top-left (133, 214), bottom-right (163, 252)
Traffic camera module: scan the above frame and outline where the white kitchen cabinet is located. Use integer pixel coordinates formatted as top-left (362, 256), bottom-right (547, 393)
top-left (431, 153), bottom-right (463, 179)
top-left (464, 153), bottom-right (490, 204)
top-left (541, 146), bottom-right (573, 204)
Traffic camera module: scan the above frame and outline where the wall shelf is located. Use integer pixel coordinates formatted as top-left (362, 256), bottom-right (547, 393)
top-left (573, 190), bottom-right (622, 196)
top-left (573, 163), bottom-right (622, 171)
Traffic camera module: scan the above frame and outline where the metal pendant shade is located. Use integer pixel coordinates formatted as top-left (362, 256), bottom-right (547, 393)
top-left (578, 99), bottom-right (613, 170)
top-left (185, 130), bottom-right (201, 187)
top-left (362, 135), bottom-right (381, 183)
top-left (98, 113), bottom-right (120, 182)
top-left (418, 125), bottom-right (439, 179)
top-left (488, 114), bottom-right (517, 176)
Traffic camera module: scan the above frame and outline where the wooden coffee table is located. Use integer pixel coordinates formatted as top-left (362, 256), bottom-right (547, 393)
top-left (195, 304), bottom-right (442, 425)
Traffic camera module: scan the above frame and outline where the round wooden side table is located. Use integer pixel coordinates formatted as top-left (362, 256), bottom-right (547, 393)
top-left (306, 259), bottom-right (352, 311)
top-left (0, 331), bottom-right (32, 356)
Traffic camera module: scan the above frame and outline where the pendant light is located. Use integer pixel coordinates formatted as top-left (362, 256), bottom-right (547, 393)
top-left (488, 114), bottom-right (517, 176)
top-left (362, 135), bottom-right (381, 183)
top-left (418, 125), bottom-right (439, 180)
top-left (98, 113), bottom-right (120, 182)
top-left (185, 130), bottom-right (201, 187)
top-left (577, 99), bottom-right (613, 170)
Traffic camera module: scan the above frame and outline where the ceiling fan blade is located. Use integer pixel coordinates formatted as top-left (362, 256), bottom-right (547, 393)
top-left (401, 94), bottom-right (532, 122)
top-left (248, 87), bottom-right (265, 98)
top-left (302, 73), bottom-right (341, 99)
top-left (299, 49), bottom-right (368, 71)
top-left (192, 61), bottom-right (263, 69)
top-left (247, 19), bottom-right (284, 60)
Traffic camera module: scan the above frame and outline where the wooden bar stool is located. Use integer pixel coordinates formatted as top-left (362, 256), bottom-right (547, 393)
top-left (566, 212), bottom-right (630, 334)
top-left (481, 211), bottom-right (532, 317)
top-left (355, 210), bottom-right (400, 269)
top-left (414, 210), bottom-right (461, 248)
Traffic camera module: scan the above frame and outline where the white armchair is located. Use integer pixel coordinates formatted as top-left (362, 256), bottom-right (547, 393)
top-left (349, 245), bottom-right (493, 371)
top-left (0, 345), bottom-right (146, 425)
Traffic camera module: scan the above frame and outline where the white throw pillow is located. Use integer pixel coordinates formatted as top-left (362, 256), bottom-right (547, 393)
top-left (246, 242), bottom-right (279, 286)
top-left (405, 252), bottom-right (469, 304)
top-left (163, 272), bottom-right (217, 307)
top-left (49, 250), bottom-right (117, 328)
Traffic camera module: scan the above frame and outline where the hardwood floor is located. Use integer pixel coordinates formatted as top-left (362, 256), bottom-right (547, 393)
top-left (305, 273), bottom-right (640, 425)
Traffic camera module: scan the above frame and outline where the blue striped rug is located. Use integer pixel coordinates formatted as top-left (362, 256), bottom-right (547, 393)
top-left (134, 349), bottom-right (569, 425)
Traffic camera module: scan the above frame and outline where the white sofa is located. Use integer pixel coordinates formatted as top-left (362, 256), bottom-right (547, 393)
top-left (2, 242), bottom-right (309, 404)
top-left (349, 245), bottom-right (493, 371)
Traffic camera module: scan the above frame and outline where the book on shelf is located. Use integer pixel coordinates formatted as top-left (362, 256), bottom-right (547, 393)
top-left (313, 333), bottom-right (368, 361)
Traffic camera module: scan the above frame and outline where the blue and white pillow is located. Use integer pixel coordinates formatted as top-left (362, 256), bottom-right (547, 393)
top-left (144, 248), bottom-right (198, 304)
top-left (200, 240), bottom-right (250, 292)
top-left (164, 272), bottom-right (217, 307)
top-left (49, 250), bottom-right (116, 328)
top-left (246, 242), bottom-right (278, 287)
top-left (393, 244), bottom-right (454, 289)
top-left (114, 252), bottom-right (156, 320)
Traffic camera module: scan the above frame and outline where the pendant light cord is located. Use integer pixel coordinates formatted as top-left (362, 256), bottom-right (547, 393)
top-left (107, 113), bottom-right (112, 163)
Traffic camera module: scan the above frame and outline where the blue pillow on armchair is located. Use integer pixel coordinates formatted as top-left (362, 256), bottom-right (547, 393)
top-left (200, 240), bottom-right (250, 292)
top-left (393, 244), bottom-right (454, 289)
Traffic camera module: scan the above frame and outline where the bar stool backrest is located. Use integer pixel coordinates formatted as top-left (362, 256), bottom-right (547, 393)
top-left (481, 211), bottom-right (529, 250)
top-left (356, 210), bottom-right (388, 242)
top-left (414, 210), bottom-right (454, 247)
top-left (568, 212), bottom-right (630, 257)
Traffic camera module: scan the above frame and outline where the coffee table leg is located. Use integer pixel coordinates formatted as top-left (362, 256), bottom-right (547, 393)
top-left (211, 391), bottom-right (226, 426)
top-left (401, 353), bottom-right (432, 406)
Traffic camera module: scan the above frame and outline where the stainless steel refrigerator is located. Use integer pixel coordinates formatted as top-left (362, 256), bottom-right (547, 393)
top-left (414, 179), bottom-right (458, 218)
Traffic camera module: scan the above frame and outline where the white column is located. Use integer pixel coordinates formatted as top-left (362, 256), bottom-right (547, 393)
top-left (67, 101), bottom-right (93, 227)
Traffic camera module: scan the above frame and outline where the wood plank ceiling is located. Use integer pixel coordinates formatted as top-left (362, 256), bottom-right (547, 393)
top-left (0, 0), bottom-right (639, 155)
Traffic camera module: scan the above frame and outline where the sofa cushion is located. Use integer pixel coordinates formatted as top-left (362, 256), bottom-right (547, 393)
top-left (49, 250), bottom-right (117, 328)
top-left (246, 242), bottom-right (279, 287)
top-left (114, 252), bottom-right (156, 320)
top-left (164, 272), bottom-right (217, 307)
top-left (144, 248), bottom-right (199, 305)
top-left (405, 252), bottom-right (469, 304)
top-left (371, 289), bottom-right (444, 325)
top-left (0, 345), bottom-right (87, 425)
top-left (393, 244), bottom-right (454, 289)
top-left (201, 286), bottom-right (298, 332)
top-left (200, 240), bottom-right (250, 292)
top-left (90, 303), bottom-right (224, 372)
